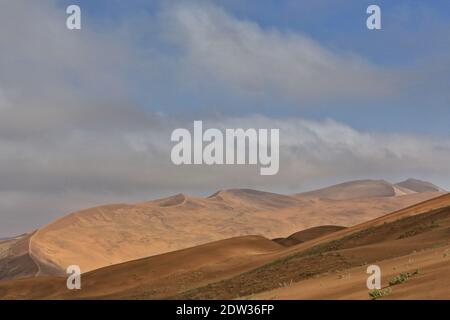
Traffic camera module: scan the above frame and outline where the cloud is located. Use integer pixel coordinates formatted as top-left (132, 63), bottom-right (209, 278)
top-left (0, 0), bottom-right (449, 236)
top-left (0, 0), bottom-right (154, 138)
top-left (0, 0), bottom-right (160, 234)
top-left (1, 113), bottom-right (450, 236)
top-left (162, 2), bottom-right (399, 104)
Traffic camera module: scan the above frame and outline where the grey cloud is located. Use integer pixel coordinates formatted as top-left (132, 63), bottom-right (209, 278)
top-left (1, 114), bottom-right (450, 236)
top-left (0, 0), bottom-right (154, 138)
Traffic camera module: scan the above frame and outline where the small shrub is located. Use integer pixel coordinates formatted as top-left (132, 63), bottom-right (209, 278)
top-left (389, 269), bottom-right (419, 286)
top-left (368, 287), bottom-right (392, 299)
top-left (389, 272), bottom-right (409, 285)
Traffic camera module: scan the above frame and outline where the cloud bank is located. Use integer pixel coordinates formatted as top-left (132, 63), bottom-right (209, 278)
top-left (1, 113), bottom-right (450, 236)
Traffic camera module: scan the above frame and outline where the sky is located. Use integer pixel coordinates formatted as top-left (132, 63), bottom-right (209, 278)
top-left (0, 0), bottom-right (450, 236)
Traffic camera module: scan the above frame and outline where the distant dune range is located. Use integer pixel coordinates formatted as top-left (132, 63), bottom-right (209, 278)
top-left (0, 178), bottom-right (445, 284)
top-left (0, 185), bottom-right (449, 299)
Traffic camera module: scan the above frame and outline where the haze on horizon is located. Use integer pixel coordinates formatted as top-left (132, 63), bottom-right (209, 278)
top-left (1, 0), bottom-right (450, 236)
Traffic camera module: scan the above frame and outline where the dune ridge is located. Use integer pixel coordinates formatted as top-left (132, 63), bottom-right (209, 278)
top-left (0, 178), bottom-right (445, 281)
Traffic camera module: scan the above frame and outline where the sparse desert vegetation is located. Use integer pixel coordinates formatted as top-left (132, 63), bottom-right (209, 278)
top-left (389, 270), bottom-right (420, 286)
top-left (369, 288), bottom-right (392, 299)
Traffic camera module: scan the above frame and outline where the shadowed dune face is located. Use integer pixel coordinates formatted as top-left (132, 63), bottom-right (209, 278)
top-left (273, 225), bottom-right (346, 247)
top-left (0, 233), bottom-right (65, 281)
top-left (298, 179), bottom-right (398, 199)
top-left (0, 179), bottom-right (445, 283)
top-left (209, 189), bottom-right (302, 210)
top-left (395, 178), bottom-right (445, 193)
top-left (154, 193), bottom-right (187, 207)
top-left (297, 179), bottom-right (444, 200)
top-left (0, 234), bottom-right (38, 281)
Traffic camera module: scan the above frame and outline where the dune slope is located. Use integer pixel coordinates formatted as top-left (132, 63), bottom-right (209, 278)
top-left (173, 194), bottom-right (450, 299)
top-left (0, 236), bottom-right (283, 299)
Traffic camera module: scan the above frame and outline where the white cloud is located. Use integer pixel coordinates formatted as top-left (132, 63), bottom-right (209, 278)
top-left (163, 2), bottom-right (399, 103)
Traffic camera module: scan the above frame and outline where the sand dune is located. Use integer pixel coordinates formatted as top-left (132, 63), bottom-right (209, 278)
top-left (0, 179), bottom-right (445, 282)
top-left (0, 191), bottom-right (449, 300)
top-left (0, 236), bottom-right (283, 299)
top-left (297, 179), bottom-right (442, 200)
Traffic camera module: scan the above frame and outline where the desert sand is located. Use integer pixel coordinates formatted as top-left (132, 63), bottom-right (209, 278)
top-left (175, 193), bottom-right (450, 300)
top-left (0, 179), bottom-right (441, 279)
top-left (250, 244), bottom-right (450, 300)
top-left (0, 186), bottom-right (449, 300)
